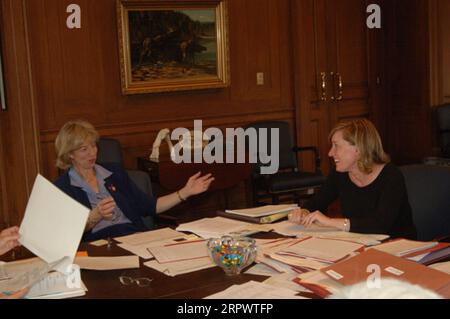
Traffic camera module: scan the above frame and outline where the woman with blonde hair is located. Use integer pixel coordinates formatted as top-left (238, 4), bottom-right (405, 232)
top-left (54, 119), bottom-right (214, 241)
top-left (289, 119), bottom-right (416, 239)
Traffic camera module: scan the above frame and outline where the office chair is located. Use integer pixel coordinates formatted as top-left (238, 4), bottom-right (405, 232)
top-left (400, 164), bottom-right (450, 241)
top-left (245, 121), bottom-right (325, 206)
top-left (96, 137), bottom-right (156, 229)
top-left (423, 104), bottom-right (450, 166)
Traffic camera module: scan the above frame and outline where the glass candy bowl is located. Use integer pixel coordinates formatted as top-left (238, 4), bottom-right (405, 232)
top-left (207, 236), bottom-right (257, 275)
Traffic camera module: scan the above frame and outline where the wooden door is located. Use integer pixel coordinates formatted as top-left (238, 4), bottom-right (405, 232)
top-left (293, 0), bottom-right (379, 174)
top-left (327, 0), bottom-right (373, 126)
top-left (293, 0), bottom-right (333, 174)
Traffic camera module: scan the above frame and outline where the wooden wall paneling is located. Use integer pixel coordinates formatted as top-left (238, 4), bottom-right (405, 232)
top-left (0, 0), bottom-right (41, 225)
top-left (385, 0), bottom-right (433, 164)
top-left (27, 0), bottom-right (294, 135)
top-left (438, 0), bottom-right (450, 103)
top-left (328, 0), bottom-right (371, 127)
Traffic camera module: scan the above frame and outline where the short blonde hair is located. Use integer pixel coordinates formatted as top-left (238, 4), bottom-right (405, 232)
top-left (55, 119), bottom-right (99, 170)
top-left (329, 119), bottom-right (390, 174)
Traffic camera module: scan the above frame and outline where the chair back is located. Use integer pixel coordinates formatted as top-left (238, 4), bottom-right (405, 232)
top-left (97, 137), bottom-right (124, 167)
top-left (437, 104), bottom-right (450, 157)
top-left (400, 165), bottom-right (450, 241)
top-left (245, 121), bottom-right (297, 171)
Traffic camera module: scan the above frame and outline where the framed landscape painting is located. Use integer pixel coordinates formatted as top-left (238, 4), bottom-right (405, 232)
top-left (117, 0), bottom-right (230, 94)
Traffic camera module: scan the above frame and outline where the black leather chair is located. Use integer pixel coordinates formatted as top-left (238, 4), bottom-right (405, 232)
top-left (400, 164), bottom-right (450, 241)
top-left (245, 121), bottom-right (325, 205)
top-left (423, 104), bottom-right (450, 166)
top-left (96, 137), bottom-right (155, 229)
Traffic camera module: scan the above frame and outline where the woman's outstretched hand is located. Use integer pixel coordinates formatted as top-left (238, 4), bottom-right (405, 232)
top-left (180, 172), bottom-right (215, 199)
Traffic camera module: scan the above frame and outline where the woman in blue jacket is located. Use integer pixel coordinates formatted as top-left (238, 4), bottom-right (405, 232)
top-left (54, 119), bottom-right (214, 241)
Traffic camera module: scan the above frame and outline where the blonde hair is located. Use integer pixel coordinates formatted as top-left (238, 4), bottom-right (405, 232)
top-left (55, 119), bottom-right (99, 170)
top-left (329, 119), bottom-right (390, 174)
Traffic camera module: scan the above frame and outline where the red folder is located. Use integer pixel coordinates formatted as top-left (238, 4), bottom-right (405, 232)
top-left (320, 249), bottom-right (450, 298)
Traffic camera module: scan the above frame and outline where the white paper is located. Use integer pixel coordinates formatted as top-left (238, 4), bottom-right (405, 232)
top-left (26, 271), bottom-right (87, 299)
top-left (74, 256), bottom-right (139, 271)
top-left (176, 217), bottom-right (271, 239)
top-left (263, 273), bottom-right (313, 293)
top-left (204, 281), bottom-right (307, 299)
top-left (19, 174), bottom-right (89, 272)
top-left (176, 217), bottom-right (251, 238)
top-left (371, 239), bottom-right (438, 257)
top-left (114, 228), bottom-right (184, 245)
top-left (225, 204), bottom-right (298, 217)
top-left (117, 234), bottom-right (200, 259)
top-left (280, 237), bottom-right (363, 263)
top-left (0, 256), bottom-right (69, 293)
top-left (147, 240), bottom-right (209, 264)
top-left (271, 221), bottom-right (388, 246)
top-left (428, 261), bottom-right (450, 274)
top-left (144, 257), bottom-right (215, 277)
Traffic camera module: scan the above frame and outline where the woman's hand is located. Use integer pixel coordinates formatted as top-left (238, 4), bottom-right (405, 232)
top-left (0, 226), bottom-right (20, 256)
top-left (179, 172), bottom-right (215, 199)
top-left (301, 210), bottom-right (333, 227)
top-left (94, 197), bottom-right (117, 220)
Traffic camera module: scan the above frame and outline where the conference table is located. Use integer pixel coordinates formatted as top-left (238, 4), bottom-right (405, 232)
top-left (79, 215), bottom-right (318, 299)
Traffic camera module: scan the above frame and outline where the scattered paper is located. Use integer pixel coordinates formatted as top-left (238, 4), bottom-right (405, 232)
top-left (115, 228), bottom-right (184, 246)
top-left (263, 273), bottom-right (313, 293)
top-left (204, 280), bottom-right (307, 299)
top-left (147, 240), bottom-right (209, 264)
top-left (144, 257), bottom-right (215, 277)
top-left (271, 221), bottom-right (388, 246)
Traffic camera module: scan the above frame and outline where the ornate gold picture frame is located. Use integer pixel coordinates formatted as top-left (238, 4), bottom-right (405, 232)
top-left (117, 0), bottom-right (230, 94)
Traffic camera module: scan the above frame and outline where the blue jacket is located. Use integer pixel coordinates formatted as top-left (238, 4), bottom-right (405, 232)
top-left (54, 164), bottom-right (157, 241)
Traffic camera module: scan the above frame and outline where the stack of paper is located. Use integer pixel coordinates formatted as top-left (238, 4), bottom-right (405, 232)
top-left (143, 239), bottom-right (216, 276)
top-left (144, 257), bottom-right (215, 277)
top-left (0, 257), bottom-right (87, 299)
top-left (175, 217), bottom-right (272, 239)
top-left (278, 237), bottom-right (364, 263)
top-left (26, 271), bottom-right (87, 299)
top-left (204, 280), bottom-right (307, 299)
top-left (371, 239), bottom-right (439, 257)
top-left (271, 220), bottom-right (389, 246)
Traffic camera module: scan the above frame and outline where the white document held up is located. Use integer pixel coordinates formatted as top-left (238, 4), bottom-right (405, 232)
top-left (19, 174), bottom-right (89, 272)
